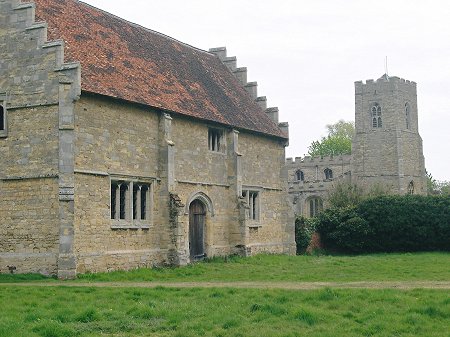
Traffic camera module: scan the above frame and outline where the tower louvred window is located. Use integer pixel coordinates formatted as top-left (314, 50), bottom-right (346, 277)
top-left (405, 103), bottom-right (411, 129)
top-left (371, 104), bottom-right (382, 128)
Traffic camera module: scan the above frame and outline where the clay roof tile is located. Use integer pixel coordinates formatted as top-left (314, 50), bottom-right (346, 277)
top-left (34, 0), bottom-right (286, 138)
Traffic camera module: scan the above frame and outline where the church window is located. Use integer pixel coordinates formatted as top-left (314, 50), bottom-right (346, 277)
top-left (0, 103), bottom-right (7, 137)
top-left (324, 168), bottom-right (333, 180)
top-left (408, 181), bottom-right (414, 195)
top-left (405, 103), bottom-right (411, 130)
top-left (295, 170), bottom-right (304, 181)
top-left (371, 103), bottom-right (382, 128)
top-left (208, 128), bottom-right (224, 152)
top-left (242, 190), bottom-right (260, 221)
top-left (111, 179), bottom-right (152, 226)
top-left (308, 197), bottom-right (323, 217)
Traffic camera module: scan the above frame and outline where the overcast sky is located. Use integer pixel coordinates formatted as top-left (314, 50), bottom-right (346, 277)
top-left (83, 0), bottom-right (450, 181)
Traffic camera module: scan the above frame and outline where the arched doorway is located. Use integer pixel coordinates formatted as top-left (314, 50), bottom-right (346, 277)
top-left (189, 199), bottom-right (206, 260)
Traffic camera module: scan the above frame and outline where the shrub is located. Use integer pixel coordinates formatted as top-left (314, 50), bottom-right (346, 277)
top-left (294, 216), bottom-right (318, 254)
top-left (327, 181), bottom-right (390, 208)
top-left (316, 195), bottom-right (450, 253)
top-left (357, 195), bottom-right (450, 252)
top-left (315, 206), bottom-right (367, 253)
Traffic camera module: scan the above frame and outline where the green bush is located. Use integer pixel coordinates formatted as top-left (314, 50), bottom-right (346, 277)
top-left (316, 195), bottom-right (450, 253)
top-left (294, 216), bottom-right (317, 254)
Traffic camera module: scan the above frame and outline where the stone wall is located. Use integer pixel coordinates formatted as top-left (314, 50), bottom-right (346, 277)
top-left (0, 178), bottom-right (59, 275)
top-left (73, 95), bottom-right (168, 273)
top-left (70, 97), bottom-right (295, 273)
top-left (0, 0), bottom-right (295, 276)
top-left (353, 76), bottom-right (426, 195)
top-left (239, 132), bottom-right (295, 254)
top-left (285, 155), bottom-right (352, 216)
top-left (0, 106), bottom-right (59, 177)
top-left (0, 0), bottom-right (81, 277)
top-left (172, 117), bottom-right (238, 259)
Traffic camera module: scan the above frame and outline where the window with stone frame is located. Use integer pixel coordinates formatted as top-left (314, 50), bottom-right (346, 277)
top-left (324, 168), bottom-right (333, 180)
top-left (111, 179), bottom-right (152, 226)
top-left (295, 170), bottom-right (305, 181)
top-left (408, 181), bottom-right (414, 195)
top-left (208, 128), bottom-right (224, 152)
top-left (308, 197), bottom-right (323, 217)
top-left (0, 101), bottom-right (6, 137)
top-left (371, 103), bottom-right (382, 128)
top-left (405, 102), bottom-right (411, 130)
top-left (242, 189), bottom-right (260, 221)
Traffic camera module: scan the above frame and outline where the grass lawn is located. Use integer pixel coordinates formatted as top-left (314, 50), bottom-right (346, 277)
top-left (1, 286), bottom-right (449, 337)
top-left (1, 253), bottom-right (449, 336)
top-left (2, 253), bottom-right (448, 284)
top-left (76, 252), bottom-right (450, 283)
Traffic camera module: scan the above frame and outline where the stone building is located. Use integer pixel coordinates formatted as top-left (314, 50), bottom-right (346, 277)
top-left (287, 74), bottom-right (427, 217)
top-left (0, 0), bottom-right (295, 278)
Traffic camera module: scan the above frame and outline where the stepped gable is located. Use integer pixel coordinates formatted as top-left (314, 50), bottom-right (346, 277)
top-left (33, 0), bottom-right (285, 138)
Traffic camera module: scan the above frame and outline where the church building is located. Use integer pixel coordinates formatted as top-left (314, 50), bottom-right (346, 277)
top-left (287, 74), bottom-right (427, 217)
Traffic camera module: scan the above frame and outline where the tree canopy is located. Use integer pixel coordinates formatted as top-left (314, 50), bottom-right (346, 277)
top-left (308, 120), bottom-right (354, 157)
top-left (426, 171), bottom-right (450, 195)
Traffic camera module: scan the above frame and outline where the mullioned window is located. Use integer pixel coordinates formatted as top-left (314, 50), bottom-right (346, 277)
top-left (111, 179), bottom-right (152, 228)
top-left (371, 103), bottom-right (382, 128)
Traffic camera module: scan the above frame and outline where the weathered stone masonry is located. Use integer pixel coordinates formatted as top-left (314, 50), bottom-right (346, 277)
top-left (0, 0), bottom-right (81, 277)
top-left (287, 75), bottom-right (427, 217)
top-left (1, 0), bottom-right (295, 277)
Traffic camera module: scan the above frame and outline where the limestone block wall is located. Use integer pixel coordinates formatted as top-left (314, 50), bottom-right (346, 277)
top-left (285, 155), bottom-right (352, 217)
top-left (74, 95), bottom-right (160, 175)
top-left (352, 132), bottom-right (400, 178)
top-left (239, 132), bottom-right (295, 254)
top-left (73, 173), bottom-right (167, 273)
top-left (239, 133), bottom-right (284, 187)
top-left (0, 1), bottom-right (61, 108)
top-left (172, 117), bottom-right (239, 258)
top-left (0, 106), bottom-right (59, 177)
top-left (286, 155), bottom-right (352, 183)
top-left (172, 118), bottom-right (229, 185)
top-left (354, 77), bottom-right (418, 133)
top-left (1, 0), bottom-right (81, 277)
top-left (0, 104), bottom-right (59, 274)
top-left (175, 184), bottom-right (238, 258)
top-left (0, 104), bottom-right (60, 274)
top-left (353, 76), bottom-right (426, 195)
top-left (73, 95), bottom-right (168, 273)
top-left (0, 178), bottom-right (59, 275)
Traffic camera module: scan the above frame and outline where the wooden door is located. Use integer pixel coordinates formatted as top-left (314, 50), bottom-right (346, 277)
top-left (189, 200), bottom-right (206, 259)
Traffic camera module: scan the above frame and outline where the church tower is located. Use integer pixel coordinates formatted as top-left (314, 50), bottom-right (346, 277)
top-left (352, 75), bottom-right (426, 195)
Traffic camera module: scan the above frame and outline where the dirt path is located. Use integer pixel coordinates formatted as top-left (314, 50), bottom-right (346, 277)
top-left (2, 280), bottom-right (450, 290)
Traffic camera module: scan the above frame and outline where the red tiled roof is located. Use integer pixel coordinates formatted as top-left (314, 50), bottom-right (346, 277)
top-left (33, 0), bottom-right (286, 138)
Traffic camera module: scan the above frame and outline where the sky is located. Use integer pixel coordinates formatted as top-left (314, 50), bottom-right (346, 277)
top-left (83, 0), bottom-right (450, 181)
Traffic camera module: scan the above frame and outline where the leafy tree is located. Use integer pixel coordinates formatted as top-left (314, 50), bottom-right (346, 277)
top-left (441, 182), bottom-right (450, 195)
top-left (426, 170), bottom-right (439, 195)
top-left (426, 170), bottom-right (450, 195)
top-left (327, 181), bottom-right (390, 208)
top-left (308, 120), bottom-right (354, 157)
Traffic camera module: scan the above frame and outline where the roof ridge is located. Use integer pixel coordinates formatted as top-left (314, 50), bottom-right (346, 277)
top-left (34, 0), bottom-right (287, 139)
top-left (78, 0), bottom-right (214, 57)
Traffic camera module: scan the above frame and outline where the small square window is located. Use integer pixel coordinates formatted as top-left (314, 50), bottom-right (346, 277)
top-left (242, 189), bottom-right (260, 221)
top-left (208, 128), bottom-right (224, 152)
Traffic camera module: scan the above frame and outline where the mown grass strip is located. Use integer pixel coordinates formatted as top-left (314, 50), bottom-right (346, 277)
top-left (1, 252), bottom-right (449, 284)
top-left (1, 286), bottom-right (449, 337)
top-left (74, 252), bottom-right (450, 283)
